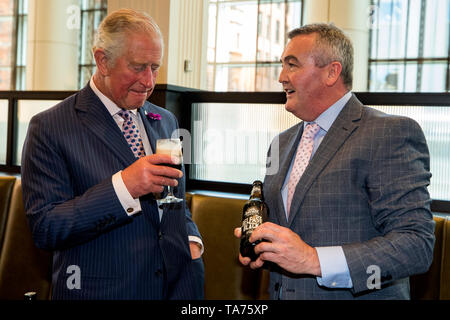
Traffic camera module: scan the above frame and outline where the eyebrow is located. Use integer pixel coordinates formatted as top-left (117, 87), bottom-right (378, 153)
top-left (281, 55), bottom-right (299, 63)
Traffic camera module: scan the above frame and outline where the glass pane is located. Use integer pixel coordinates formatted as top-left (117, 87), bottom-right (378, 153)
top-left (214, 64), bottom-right (256, 91)
top-left (420, 63), bottom-right (447, 92)
top-left (192, 102), bottom-right (450, 201)
top-left (370, 105), bottom-right (450, 201)
top-left (208, 0), bottom-right (302, 91)
top-left (0, 14), bottom-right (14, 90)
top-left (15, 100), bottom-right (61, 165)
top-left (423, 0), bottom-right (449, 58)
top-left (0, 67), bottom-right (11, 90)
top-left (369, 63), bottom-right (405, 91)
top-left (255, 63), bottom-right (282, 91)
top-left (191, 102), bottom-right (300, 184)
top-left (206, 64), bottom-right (215, 91)
top-left (81, 0), bottom-right (107, 10)
top-left (215, 2), bottom-right (258, 64)
top-left (371, 0), bottom-right (395, 59)
top-left (286, 1), bottom-right (302, 33)
top-left (207, 3), bottom-right (217, 63)
top-left (405, 0), bottom-right (421, 58)
top-left (0, 100), bottom-right (8, 164)
top-left (0, 0), bottom-right (14, 15)
top-left (79, 66), bottom-right (95, 88)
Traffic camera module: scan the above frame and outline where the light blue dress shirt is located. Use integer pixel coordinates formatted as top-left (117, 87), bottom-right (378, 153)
top-left (280, 91), bottom-right (353, 288)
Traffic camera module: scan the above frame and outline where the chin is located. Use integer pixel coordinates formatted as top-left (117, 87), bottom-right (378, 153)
top-left (127, 99), bottom-right (147, 108)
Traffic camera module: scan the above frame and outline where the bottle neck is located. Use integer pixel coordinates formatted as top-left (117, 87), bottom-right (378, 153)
top-left (249, 184), bottom-right (263, 200)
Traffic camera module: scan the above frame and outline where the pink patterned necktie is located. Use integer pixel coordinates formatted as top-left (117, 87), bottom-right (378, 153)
top-left (286, 122), bottom-right (320, 216)
top-left (117, 109), bottom-right (145, 159)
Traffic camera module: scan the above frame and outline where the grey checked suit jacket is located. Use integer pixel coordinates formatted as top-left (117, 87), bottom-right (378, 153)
top-left (263, 94), bottom-right (435, 300)
top-left (21, 84), bottom-right (204, 300)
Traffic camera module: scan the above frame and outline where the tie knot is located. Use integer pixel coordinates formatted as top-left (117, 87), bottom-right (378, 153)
top-left (303, 123), bottom-right (320, 139)
top-left (117, 109), bottom-right (131, 120)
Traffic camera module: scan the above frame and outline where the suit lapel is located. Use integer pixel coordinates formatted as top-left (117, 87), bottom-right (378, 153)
top-left (138, 104), bottom-right (161, 153)
top-left (75, 85), bottom-right (136, 167)
top-left (287, 95), bottom-right (363, 226)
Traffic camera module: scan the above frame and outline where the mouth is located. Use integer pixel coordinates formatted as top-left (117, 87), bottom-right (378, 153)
top-left (284, 88), bottom-right (295, 96)
top-left (130, 89), bottom-right (151, 96)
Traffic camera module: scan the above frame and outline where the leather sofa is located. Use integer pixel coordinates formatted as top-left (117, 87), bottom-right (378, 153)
top-left (0, 178), bottom-right (52, 300)
top-left (0, 177), bottom-right (448, 300)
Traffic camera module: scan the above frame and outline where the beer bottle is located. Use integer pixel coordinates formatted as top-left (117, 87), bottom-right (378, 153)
top-left (240, 180), bottom-right (268, 261)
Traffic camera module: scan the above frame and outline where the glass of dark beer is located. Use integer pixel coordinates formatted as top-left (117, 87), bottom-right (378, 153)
top-left (156, 138), bottom-right (183, 204)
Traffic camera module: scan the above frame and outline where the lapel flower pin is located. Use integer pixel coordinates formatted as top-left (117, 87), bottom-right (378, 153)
top-left (145, 110), bottom-right (162, 121)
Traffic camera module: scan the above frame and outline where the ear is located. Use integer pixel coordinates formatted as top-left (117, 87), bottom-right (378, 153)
top-left (93, 48), bottom-right (111, 76)
top-left (325, 61), bottom-right (342, 87)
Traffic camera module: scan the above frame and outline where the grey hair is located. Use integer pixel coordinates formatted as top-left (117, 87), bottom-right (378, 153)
top-left (93, 8), bottom-right (164, 65)
top-left (288, 23), bottom-right (354, 90)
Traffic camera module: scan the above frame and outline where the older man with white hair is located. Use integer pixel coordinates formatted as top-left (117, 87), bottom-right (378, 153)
top-left (22, 8), bottom-right (204, 300)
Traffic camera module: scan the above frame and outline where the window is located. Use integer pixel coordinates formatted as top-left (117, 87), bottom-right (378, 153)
top-left (78, 0), bottom-right (107, 89)
top-left (189, 95), bottom-right (450, 203)
top-left (207, 0), bottom-right (303, 92)
top-left (0, 0), bottom-right (28, 91)
top-left (370, 104), bottom-right (450, 201)
top-left (369, 0), bottom-right (450, 92)
top-left (191, 102), bottom-right (299, 184)
top-left (0, 0), bottom-right (15, 90)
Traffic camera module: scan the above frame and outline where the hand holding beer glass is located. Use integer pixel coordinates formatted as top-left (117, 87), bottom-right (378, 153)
top-left (156, 138), bottom-right (183, 204)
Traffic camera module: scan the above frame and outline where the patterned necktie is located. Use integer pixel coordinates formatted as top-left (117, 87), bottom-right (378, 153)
top-left (286, 122), bottom-right (320, 216)
top-left (117, 109), bottom-right (145, 159)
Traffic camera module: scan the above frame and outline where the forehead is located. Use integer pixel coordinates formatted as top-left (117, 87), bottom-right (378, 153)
top-left (122, 32), bottom-right (163, 63)
top-left (281, 33), bottom-right (317, 60)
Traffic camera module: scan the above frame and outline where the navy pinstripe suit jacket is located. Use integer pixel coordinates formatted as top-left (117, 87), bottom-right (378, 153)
top-left (263, 94), bottom-right (435, 299)
top-left (21, 84), bottom-right (204, 300)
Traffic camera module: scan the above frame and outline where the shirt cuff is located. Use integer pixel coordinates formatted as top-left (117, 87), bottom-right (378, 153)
top-left (315, 246), bottom-right (353, 288)
top-left (112, 171), bottom-right (142, 216)
top-left (188, 236), bottom-right (204, 256)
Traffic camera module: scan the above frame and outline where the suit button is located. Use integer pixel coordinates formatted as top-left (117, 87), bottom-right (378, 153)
top-left (155, 269), bottom-right (163, 277)
top-left (158, 231), bottom-right (163, 240)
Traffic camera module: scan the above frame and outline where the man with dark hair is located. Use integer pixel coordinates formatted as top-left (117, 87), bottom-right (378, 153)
top-left (236, 23), bottom-right (434, 300)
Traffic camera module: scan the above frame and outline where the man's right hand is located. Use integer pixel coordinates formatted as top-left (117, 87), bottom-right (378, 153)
top-left (121, 154), bottom-right (183, 199)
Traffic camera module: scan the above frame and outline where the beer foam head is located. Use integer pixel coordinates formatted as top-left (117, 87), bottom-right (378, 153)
top-left (156, 139), bottom-right (182, 161)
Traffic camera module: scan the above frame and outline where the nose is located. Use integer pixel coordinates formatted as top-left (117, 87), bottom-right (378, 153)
top-left (140, 67), bottom-right (156, 88)
top-left (278, 65), bottom-right (287, 84)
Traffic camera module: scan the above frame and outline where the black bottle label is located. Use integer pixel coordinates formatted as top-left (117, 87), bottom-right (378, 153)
top-left (242, 207), bottom-right (263, 233)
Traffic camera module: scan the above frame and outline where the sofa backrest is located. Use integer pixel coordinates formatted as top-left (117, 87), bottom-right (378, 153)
top-left (0, 179), bottom-right (52, 300)
top-left (189, 193), bottom-right (262, 299)
top-left (0, 176), bottom-right (16, 256)
top-left (0, 179), bottom-right (448, 300)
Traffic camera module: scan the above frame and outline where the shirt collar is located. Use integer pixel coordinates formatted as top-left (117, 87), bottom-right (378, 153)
top-left (304, 91), bottom-right (352, 132)
top-left (89, 77), bottom-right (138, 116)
